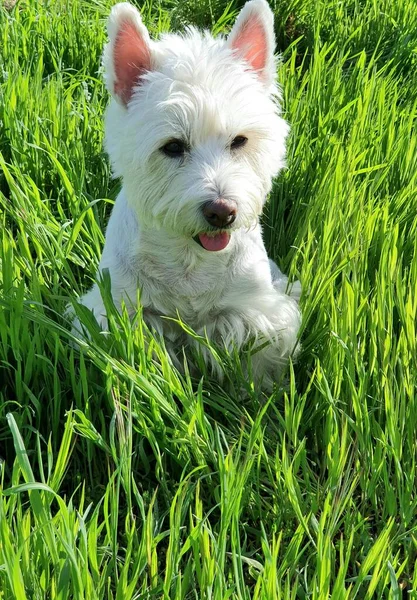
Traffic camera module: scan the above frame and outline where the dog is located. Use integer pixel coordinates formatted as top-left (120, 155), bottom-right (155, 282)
top-left (73, 0), bottom-right (301, 389)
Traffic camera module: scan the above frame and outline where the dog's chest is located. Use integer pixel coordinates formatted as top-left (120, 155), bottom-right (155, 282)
top-left (137, 251), bottom-right (230, 323)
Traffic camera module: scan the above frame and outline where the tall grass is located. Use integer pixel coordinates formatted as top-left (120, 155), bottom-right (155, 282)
top-left (1, 0), bottom-right (416, 597)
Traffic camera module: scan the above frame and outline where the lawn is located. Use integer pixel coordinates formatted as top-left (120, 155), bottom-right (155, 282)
top-left (1, 0), bottom-right (416, 597)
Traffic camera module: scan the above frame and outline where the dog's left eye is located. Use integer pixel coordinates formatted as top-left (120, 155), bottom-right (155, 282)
top-left (231, 135), bottom-right (248, 149)
top-left (161, 140), bottom-right (186, 158)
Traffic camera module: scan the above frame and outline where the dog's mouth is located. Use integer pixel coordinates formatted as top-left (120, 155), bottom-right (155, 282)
top-left (193, 231), bottom-right (231, 251)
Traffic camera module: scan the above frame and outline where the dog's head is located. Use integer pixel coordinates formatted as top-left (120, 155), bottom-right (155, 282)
top-left (103, 0), bottom-right (288, 252)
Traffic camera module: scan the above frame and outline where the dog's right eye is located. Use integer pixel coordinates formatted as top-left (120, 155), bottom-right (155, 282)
top-left (161, 140), bottom-right (186, 158)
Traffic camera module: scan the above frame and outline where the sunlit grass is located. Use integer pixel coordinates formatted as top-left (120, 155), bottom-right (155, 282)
top-left (1, 0), bottom-right (416, 597)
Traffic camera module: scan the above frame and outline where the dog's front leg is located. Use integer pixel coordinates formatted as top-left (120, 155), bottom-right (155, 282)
top-left (192, 289), bottom-right (301, 388)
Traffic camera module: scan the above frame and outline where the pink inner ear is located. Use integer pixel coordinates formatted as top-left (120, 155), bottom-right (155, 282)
top-left (231, 18), bottom-right (267, 74)
top-left (114, 21), bottom-right (150, 105)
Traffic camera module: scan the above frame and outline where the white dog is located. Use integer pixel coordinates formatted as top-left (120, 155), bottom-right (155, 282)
top-left (74, 0), bottom-right (301, 388)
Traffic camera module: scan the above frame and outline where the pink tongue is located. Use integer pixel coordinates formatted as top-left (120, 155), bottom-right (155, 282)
top-left (198, 232), bottom-right (230, 251)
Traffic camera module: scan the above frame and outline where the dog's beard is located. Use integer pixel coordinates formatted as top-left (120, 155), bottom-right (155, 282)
top-left (158, 206), bottom-right (258, 249)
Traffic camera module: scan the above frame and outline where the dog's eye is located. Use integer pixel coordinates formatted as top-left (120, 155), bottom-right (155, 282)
top-left (161, 140), bottom-right (186, 158)
top-left (231, 135), bottom-right (248, 150)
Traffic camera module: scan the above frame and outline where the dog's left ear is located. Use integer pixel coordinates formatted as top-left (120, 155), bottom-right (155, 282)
top-left (227, 0), bottom-right (276, 88)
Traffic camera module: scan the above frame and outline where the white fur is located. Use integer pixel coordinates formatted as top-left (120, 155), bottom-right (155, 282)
top-left (73, 0), bottom-right (302, 389)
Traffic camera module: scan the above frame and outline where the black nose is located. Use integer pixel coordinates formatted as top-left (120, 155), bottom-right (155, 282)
top-left (202, 199), bottom-right (237, 229)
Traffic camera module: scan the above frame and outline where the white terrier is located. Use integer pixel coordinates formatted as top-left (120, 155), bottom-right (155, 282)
top-left (74, 0), bottom-right (301, 388)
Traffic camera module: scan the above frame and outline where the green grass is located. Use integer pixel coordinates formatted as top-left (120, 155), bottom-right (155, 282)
top-left (1, 0), bottom-right (417, 597)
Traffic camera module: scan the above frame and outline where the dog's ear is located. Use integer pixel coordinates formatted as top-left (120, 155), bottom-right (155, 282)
top-left (228, 0), bottom-right (276, 87)
top-left (103, 3), bottom-right (152, 106)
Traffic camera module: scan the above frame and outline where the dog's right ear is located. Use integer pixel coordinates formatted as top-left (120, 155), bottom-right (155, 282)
top-left (103, 3), bottom-right (152, 107)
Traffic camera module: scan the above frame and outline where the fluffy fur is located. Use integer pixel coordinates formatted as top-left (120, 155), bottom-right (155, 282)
top-left (73, 0), bottom-right (302, 389)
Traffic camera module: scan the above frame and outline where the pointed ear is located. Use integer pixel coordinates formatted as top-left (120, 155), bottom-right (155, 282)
top-left (227, 0), bottom-right (276, 87)
top-left (103, 2), bottom-right (152, 107)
